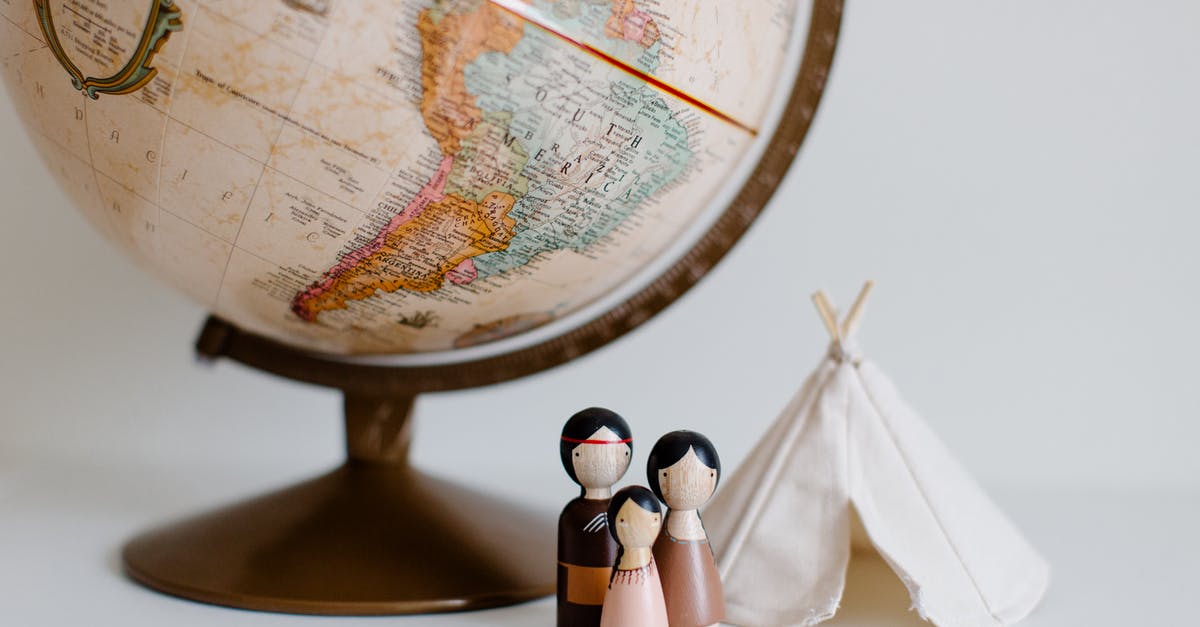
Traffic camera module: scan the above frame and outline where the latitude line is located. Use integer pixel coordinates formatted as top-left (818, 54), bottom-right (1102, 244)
top-left (31, 95), bottom-right (371, 250)
top-left (197, 5), bottom-right (414, 124)
top-left (80, 90), bottom-right (121, 244)
top-left (0, 10), bottom-right (48, 44)
top-left (160, 114), bottom-right (369, 218)
top-left (486, 0), bottom-right (758, 136)
top-left (193, 7), bottom-right (395, 180)
top-left (151, 0), bottom-right (199, 274)
top-left (0, 40), bottom-right (48, 65)
top-left (27, 125), bottom-right (324, 280)
top-left (211, 12), bottom-right (337, 310)
top-left (2, 9), bottom-right (120, 244)
top-left (93, 168), bottom-right (235, 256)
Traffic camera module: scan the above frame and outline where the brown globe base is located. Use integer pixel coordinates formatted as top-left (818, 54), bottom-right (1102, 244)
top-left (122, 391), bottom-right (555, 615)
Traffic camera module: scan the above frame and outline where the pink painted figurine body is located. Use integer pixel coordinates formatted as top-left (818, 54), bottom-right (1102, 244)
top-left (600, 486), bottom-right (669, 627)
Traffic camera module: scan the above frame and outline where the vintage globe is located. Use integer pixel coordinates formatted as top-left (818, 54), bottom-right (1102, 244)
top-left (1, 0), bottom-right (837, 363)
top-left (0, 0), bottom-right (840, 615)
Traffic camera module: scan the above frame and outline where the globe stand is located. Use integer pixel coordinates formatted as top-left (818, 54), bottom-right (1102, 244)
top-left (121, 318), bottom-right (555, 615)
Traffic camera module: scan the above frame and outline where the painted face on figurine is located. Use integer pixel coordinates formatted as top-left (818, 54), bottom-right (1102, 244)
top-left (656, 447), bottom-right (718, 510)
top-left (571, 426), bottom-right (633, 490)
top-left (608, 488), bottom-right (663, 550)
top-left (560, 407), bottom-right (634, 496)
top-left (612, 498), bottom-right (662, 549)
top-left (647, 430), bottom-right (722, 511)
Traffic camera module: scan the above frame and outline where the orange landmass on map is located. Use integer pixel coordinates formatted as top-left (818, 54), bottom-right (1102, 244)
top-left (605, 0), bottom-right (660, 47)
top-left (291, 3), bottom-right (524, 322)
top-left (296, 191), bottom-right (518, 317)
top-left (417, 3), bottom-right (523, 155)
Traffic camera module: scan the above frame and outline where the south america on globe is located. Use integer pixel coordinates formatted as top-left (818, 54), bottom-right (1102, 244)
top-left (1, 0), bottom-right (810, 355)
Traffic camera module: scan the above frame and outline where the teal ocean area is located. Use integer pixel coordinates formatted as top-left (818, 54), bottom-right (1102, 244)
top-left (461, 12), bottom-right (692, 281)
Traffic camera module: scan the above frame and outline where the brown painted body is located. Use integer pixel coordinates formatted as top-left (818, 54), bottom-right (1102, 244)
top-left (558, 497), bottom-right (619, 626)
top-left (653, 528), bottom-right (725, 626)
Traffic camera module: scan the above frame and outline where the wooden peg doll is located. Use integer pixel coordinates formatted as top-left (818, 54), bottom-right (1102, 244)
top-left (600, 486), bottom-right (670, 627)
top-left (559, 408), bottom-right (634, 627)
top-left (647, 431), bottom-right (724, 627)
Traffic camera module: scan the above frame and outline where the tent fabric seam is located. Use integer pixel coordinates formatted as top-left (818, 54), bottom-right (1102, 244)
top-left (853, 362), bottom-right (1004, 625)
top-left (717, 363), bottom-right (839, 579)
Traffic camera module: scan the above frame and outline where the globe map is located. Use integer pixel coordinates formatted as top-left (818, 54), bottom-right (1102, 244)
top-left (1, 0), bottom-right (811, 356)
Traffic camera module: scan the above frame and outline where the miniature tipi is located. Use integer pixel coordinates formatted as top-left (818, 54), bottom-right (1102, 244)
top-left (704, 282), bottom-right (1049, 627)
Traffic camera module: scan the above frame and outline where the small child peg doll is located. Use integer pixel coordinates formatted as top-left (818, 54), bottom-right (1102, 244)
top-left (600, 486), bottom-right (670, 627)
top-left (559, 408), bottom-right (634, 627)
top-left (647, 430), bottom-right (725, 627)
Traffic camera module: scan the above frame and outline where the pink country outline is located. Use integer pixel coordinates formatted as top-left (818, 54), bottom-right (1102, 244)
top-left (291, 155), bottom-right (455, 321)
top-left (446, 258), bottom-right (478, 285)
top-left (619, 8), bottom-right (653, 43)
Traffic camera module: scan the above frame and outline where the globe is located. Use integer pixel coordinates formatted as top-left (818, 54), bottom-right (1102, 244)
top-left (2, 0), bottom-right (837, 360)
top-left (0, 0), bottom-right (840, 616)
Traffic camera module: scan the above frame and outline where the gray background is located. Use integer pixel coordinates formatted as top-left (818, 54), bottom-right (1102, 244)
top-left (1, 1), bottom-right (1197, 625)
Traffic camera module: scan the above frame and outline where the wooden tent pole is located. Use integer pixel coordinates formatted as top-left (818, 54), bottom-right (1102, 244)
top-left (840, 280), bottom-right (875, 339)
top-left (812, 291), bottom-right (841, 342)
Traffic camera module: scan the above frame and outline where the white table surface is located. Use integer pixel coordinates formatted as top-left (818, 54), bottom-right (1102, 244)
top-left (1, 448), bottom-right (1195, 626)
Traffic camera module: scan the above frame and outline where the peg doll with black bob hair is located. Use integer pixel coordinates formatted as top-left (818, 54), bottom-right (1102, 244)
top-left (646, 430), bottom-right (725, 627)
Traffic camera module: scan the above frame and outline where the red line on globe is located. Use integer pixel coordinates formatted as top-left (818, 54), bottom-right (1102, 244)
top-left (487, 0), bottom-right (757, 136)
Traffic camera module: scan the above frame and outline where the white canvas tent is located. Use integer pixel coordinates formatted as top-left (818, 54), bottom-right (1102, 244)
top-left (704, 283), bottom-right (1049, 627)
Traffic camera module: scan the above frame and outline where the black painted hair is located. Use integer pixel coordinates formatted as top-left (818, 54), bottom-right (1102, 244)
top-left (606, 485), bottom-right (662, 543)
top-left (606, 485), bottom-right (661, 581)
top-left (559, 407), bottom-right (632, 485)
top-left (646, 430), bottom-right (722, 502)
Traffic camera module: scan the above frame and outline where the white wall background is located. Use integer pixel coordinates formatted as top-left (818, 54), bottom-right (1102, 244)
top-left (2, 0), bottom-right (1198, 525)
